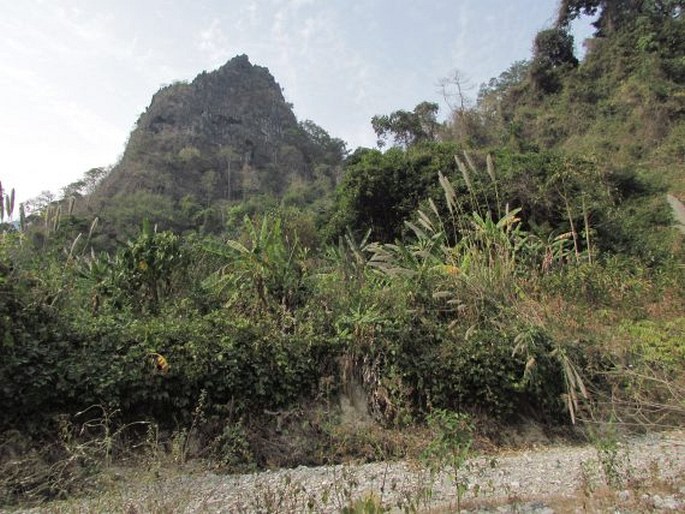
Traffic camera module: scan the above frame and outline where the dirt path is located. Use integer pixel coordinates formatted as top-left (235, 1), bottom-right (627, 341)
top-left (667, 194), bottom-right (685, 234)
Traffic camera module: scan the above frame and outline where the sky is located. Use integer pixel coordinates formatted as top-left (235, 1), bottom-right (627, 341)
top-left (0, 0), bottom-right (595, 206)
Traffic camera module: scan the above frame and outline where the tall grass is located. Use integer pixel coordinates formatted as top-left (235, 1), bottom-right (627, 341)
top-left (366, 156), bottom-right (589, 423)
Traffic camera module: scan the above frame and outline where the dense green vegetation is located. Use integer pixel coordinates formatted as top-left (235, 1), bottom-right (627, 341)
top-left (1, 0), bottom-right (684, 506)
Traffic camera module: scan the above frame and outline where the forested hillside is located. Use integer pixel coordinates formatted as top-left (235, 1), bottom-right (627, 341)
top-left (1, 0), bottom-right (683, 507)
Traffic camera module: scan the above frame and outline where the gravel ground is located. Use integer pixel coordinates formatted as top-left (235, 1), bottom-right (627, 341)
top-left (179, 430), bottom-right (685, 513)
top-left (13, 429), bottom-right (682, 513)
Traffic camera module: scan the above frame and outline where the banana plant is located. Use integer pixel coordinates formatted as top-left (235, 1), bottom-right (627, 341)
top-left (204, 215), bottom-right (306, 312)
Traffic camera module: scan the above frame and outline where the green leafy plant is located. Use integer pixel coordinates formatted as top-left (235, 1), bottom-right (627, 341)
top-left (204, 215), bottom-right (307, 313)
top-left (586, 420), bottom-right (632, 489)
top-left (422, 409), bottom-right (474, 512)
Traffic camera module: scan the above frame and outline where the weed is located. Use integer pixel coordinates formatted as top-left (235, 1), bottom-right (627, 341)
top-left (249, 473), bottom-right (318, 513)
top-left (342, 492), bottom-right (386, 513)
top-left (585, 420), bottom-right (632, 490)
top-left (421, 410), bottom-right (474, 512)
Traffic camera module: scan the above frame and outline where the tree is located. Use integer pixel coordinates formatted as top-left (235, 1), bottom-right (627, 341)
top-left (327, 142), bottom-right (455, 242)
top-left (299, 119), bottom-right (347, 165)
top-left (534, 28), bottom-right (579, 68)
top-left (60, 167), bottom-right (108, 202)
top-left (61, 179), bottom-right (87, 200)
top-left (437, 70), bottom-right (474, 112)
top-left (530, 28), bottom-right (578, 93)
top-left (477, 60), bottom-right (530, 104)
top-left (24, 190), bottom-right (55, 215)
top-left (371, 102), bottom-right (440, 148)
top-left (556, 0), bottom-right (684, 35)
top-left (83, 167), bottom-right (109, 195)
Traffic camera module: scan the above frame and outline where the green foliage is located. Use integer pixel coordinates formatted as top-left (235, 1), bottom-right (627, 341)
top-left (102, 225), bottom-right (186, 313)
top-left (541, 255), bottom-right (653, 307)
top-left (530, 28), bottom-right (578, 93)
top-left (478, 60), bottom-right (530, 102)
top-left (620, 317), bottom-right (685, 373)
top-left (383, 170), bottom-right (595, 422)
top-left (204, 215), bottom-right (308, 312)
top-left (603, 315), bottom-right (685, 426)
top-left (586, 420), bottom-right (631, 489)
top-left (422, 410), bottom-right (474, 511)
top-left (557, 0), bottom-right (684, 35)
top-left (299, 119), bottom-right (348, 167)
top-left (331, 171), bottom-right (580, 424)
top-left (2, 15), bottom-right (685, 502)
top-left (328, 142), bottom-right (457, 242)
top-left (371, 101), bottom-right (440, 148)
top-left (534, 28), bottom-right (578, 69)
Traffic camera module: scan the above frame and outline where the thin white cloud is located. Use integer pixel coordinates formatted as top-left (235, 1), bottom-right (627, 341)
top-left (197, 18), bottom-right (230, 66)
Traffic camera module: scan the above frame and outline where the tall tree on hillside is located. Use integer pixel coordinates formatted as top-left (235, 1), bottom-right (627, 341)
top-left (371, 101), bottom-right (439, 148)
top-left (557, 0), bottom-right (684, 34)
top-left (530, 28), bottom-right (578, 93)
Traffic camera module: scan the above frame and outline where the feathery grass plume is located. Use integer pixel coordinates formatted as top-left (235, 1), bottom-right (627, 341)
top-left (405, 220), bottom-right (428, 240)
top-left (429, 195), bottom-right (455, 243)
top-left (438, 170), bottom-right (466, 241)
top-left (467, 151), bottom-right (495, 216)
top-left (0, 180), bottom-right (4, 221)
top-left (417, 209), bottom-right (435, 233)
top-left (486, 154), bottom-right (496, 183)
top-left (486, 153), bottom-right (502, 218)
top-left (66, 233), bottom-right (82, 262)
top-left (67, 217), bottom-right (100, 262)
top-left (463, 150), bottom-right (478, 177)
top-left (553, 346), bottom-right (589, 425)
top-left (19, 203), bottom-right (25, 231)
top-left (455, 154), bottom-right (484, 217)
top-left (454, 155), bottom-right (474, 194)
top-left (67, 196), bottom-right (76, 216)
top-left (428, 197), bottom-right (441, 220)
top-left (55, 205), bottom-right (62, 233)
top-left (438, 171), bottom-right (458, 214)
top-left (87, 217), bottom-right (99, 241)
top-left (3, 187), bottom-right (15, 221)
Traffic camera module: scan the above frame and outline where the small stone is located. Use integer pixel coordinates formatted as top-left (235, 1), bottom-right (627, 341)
top-left (652, 494), bottom-right (682, 510)
top-left (528, 501), bottom-right (555, 513)
top-left (617, 490), bottom-right (631, 502)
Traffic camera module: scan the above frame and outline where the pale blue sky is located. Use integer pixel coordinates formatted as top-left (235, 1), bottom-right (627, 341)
top-left (0, 0), bottom-right (594, 205)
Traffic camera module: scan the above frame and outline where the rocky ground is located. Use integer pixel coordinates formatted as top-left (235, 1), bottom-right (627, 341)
top-left (7, 429), bottom-right (684, 513)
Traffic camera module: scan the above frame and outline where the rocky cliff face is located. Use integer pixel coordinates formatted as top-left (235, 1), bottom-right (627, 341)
top-left (92, 55), bottom-right (333, 221)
